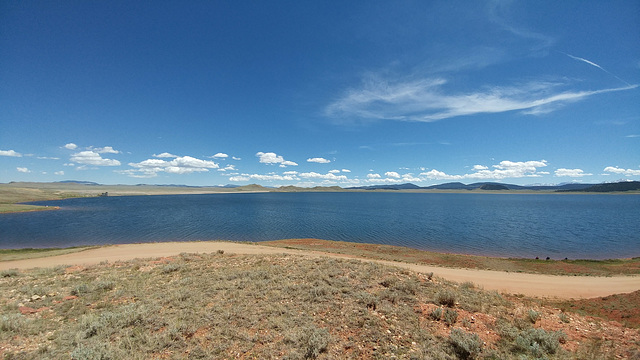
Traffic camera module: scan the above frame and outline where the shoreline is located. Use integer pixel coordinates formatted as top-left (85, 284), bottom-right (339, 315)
top-left (1, 241), bottom-right (638, 299)
top-left (2, 182), bottom-right (638, 214)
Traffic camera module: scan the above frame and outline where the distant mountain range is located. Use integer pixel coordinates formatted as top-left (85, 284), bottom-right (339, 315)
top-left (348, 181), bottom-right (640, 192)
top-left (52, 180), bottom-right (640, 193)
top-left (56, 180), bottom-right (100, 185)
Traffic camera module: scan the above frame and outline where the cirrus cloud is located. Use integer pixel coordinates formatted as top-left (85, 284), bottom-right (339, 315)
top-left (326, 76), bottom-right (637, 122)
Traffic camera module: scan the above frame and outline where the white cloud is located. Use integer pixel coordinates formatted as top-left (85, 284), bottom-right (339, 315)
top-left (17, 167), bottom-right (30, 173)
top-left (229, 175), bottom-right (250, 182)
top-left (328, 169), bottom-right (341, 174)
top-left (70, 151), bottom-right (121, 166)
top-left (153, 152), bottom-right (178, 158)
top-left (122, 155), bottom-right (219, 177)
top-left (342, 169), bottom-right (351, 173)
top-left (249, 174), bottom-right (299, 181)
top-left (212, 153), bottom-right (228, 159)
top-left (326, 76), bottom-right (637, 122)
top-left (0, 150), bottom-right (22, 157)
top-left (54, 171), bottom-right (64, 175)
top-left (420, 169), bottom-right (464, 180)
top-left (256, 152), bottom-right (298, 167)
top-left (420, 160), bottom-right (548, 180)
top-left (473, 165), bottom-right (488, 170)
top-left (217, 164), bottom-right (236, 172)
top-left (385, 171), bottom-right (401, 178)
top-left (367, 173), bottom-right (382, 179)
top-left (283, 171), bottom-right (299, 175)
top-left (401, 174), bottom-right (423, 183)
top-left (92, 146), bottom-right (120, 154)
top-left (555, 168), bottom-right (592, 177)
top-left (307, 157), bottom-right (331, 164)
top-left (299, 172), bottom-right (348, 181)
top-left (64, 143), bottom-right (78, 150)
top-left (232, 156), bottom-right (242, 161)
top-left (603, 166), bottom-right (640, 176)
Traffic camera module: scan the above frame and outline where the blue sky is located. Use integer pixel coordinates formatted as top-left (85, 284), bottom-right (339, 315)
top-left (1, 1), bottom-right (639, 187)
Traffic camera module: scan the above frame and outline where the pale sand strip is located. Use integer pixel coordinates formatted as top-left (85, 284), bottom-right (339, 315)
top-left (1, 242), bottom-right (638, 299)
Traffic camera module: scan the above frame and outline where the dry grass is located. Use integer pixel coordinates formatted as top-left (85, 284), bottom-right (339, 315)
top-left (1, 252), bottom-right (638, 359)
top-left (262, 239), bottom-right (640, 276)
top-left (0, 247), bottom-right (96, 262)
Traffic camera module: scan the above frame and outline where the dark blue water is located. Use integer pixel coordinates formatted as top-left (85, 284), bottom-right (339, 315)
top-left (1, 192), bottom-right (639, 259)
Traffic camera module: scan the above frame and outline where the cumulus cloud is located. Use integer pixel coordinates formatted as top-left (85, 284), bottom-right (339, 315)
top-left (121, 155), bottom-right (219, 178)
top-left (603, 166), bottom-right (640, 176)
top-left (17, 167), bottom-right (30, 173)
top-left (367, 173), bottom-right (382, 179)
top-left (153, 152), bottom-right (178, 158)
top-left (229, 175), bottom-right (250, 182)
top-left (232, 156), bottom-right (242, 160)
top-left (420, 169), bottom-right (464, 181)
top-left (473, 165), bottom-right (488, 170)
top-left (421, 160), bottom-right (548, 180)
top-left (91, 146), bottom-right (120, 154)
top-left (70, 151), bottom-right (121, 166)
top-left (249, 174), bottom-right (299, 181)
top-left (64, 143), bottom-right (78, 150)
top-left (0, 150), bottom-right (22, 157)
top-left (555, 168), bottom-right (592, 177)
top-left (212, 153), bottom-right (228, 159)
top-left (256, 152), bottom-right (298, 167)
top-left (326, 76), bottom-right (637, 122)
top-left (385, 171), bottom-right (401, 178)
top-left (54, 171), bottom-right (65, 176)
top-left (217, 164), bottom-right (236, 172)
top-left (307, 157), bottom-right (331, 164)
top-left (299, 172), bottom-right (348, 181)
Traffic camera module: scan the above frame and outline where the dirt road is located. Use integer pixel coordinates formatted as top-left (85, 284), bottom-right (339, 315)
top-left (2, 241), bottom-right (638, 299)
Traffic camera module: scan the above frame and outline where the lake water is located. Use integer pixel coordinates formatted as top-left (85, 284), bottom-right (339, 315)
top-left (1, 192), bottom-right (639, 259)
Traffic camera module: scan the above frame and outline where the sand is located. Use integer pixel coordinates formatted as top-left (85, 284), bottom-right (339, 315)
top-left (1, 241), bottom-right (638, 299)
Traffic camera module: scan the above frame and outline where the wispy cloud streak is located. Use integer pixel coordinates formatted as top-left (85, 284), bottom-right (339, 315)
top-left (562, 52), bottom-right (632, 86)
top-left (326, 77), bottom-right (637, 122)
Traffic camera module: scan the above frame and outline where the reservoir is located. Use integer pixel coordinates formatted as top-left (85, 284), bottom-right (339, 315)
top-left (1, 192), bottom-right (638, 260)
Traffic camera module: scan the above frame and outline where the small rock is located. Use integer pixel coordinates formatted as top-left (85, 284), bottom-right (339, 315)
top-left (19, 306), bottom-right (37, 315)
top-left (31, 295), bottom-right (41, 301)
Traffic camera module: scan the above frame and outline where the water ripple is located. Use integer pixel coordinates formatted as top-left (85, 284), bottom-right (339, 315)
top-left (1, 192), bottom-right (638, 259)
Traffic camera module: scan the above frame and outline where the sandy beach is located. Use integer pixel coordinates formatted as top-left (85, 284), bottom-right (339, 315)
top-left (2, 241), bottom-right (637, 299)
